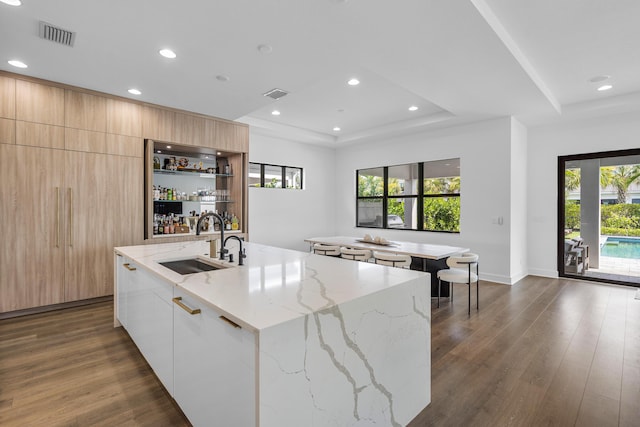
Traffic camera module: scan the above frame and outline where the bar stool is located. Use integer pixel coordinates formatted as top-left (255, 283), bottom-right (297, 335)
top-left (340, 247), bottom-right (372, 262)
top-left (313, 243), bottom-right (341, 256)
top-left (436, 253), bottom-right (479, 315)
top-left (372, 251), bottom-right (412, 268)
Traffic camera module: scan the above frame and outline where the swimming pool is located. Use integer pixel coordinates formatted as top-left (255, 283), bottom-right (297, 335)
top-left (601, 237), bottom-right (640, 259)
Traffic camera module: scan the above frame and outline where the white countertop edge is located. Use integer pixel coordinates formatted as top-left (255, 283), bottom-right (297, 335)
top-left (115, 241), bottom-right (429, 332)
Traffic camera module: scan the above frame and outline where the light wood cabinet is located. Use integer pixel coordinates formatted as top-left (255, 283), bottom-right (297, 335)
top-left (0, 75), bottom-right (15, 119)
top-left (16, 80), bottom-right (64, 126)
top-left (0, 118), bottom-right (15, 144)
top-left (173, 112), bottom-right (206, 147)
top-left (64, 149), bottom-right (143, 301)
top-left (65, 90), bottom-right (107, 132)
top-left (65, 127), bottom-right (107, 153)
top-left (215, 120), bottom-right (249, 152)
top-left (16, 121), bottom-right (64, 149)
top-left (143, 106), bottom-right (174, 142)
top-left (107, 98), bottom-right (142, 137)
top-left (0, 142), bottom-right (142, 313)
top-left (0, 144), bottom-right (65, 312)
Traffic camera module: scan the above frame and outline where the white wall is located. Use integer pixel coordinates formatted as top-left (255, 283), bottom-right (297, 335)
top-left (334, 117), bottom-right (515, 284)
top-left (510, 117), bottom-right (528, 282)
top-left (527, 111), bottom-right (640, 277)
top-left (248, 131), bottom-right (336, 251)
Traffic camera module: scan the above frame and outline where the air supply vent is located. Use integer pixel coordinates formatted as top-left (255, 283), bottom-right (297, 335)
top-left (39, 21), bottom-right (76, 47)
top-left (263, 88), bottom-right (289, 100)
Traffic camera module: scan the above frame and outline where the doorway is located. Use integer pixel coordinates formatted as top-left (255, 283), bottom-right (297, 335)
top-left (558, 148), bottom-right (640, 287)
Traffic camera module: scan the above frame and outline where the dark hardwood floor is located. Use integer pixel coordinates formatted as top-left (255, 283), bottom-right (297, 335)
top-left (1, 276), bottom-right (638, 426)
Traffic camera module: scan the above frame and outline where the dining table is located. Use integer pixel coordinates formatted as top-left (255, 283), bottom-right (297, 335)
top-left (304, 236), bottom-right (470, 297)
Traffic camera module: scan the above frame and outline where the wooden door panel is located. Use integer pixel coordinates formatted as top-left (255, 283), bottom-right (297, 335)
top-left (0, 144), bottom-right (65, 312)
top-left (64, 150), bottom-right (114, 301)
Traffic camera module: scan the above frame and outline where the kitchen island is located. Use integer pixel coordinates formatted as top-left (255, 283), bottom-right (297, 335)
top-left (114, 240), bottom-right (430, 427)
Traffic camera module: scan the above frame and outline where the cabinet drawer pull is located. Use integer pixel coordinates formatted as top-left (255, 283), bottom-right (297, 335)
top-left (123, 263), bottom-right (136, 271)
top-left (219, 315), bottom-right (241, 329)
top-left (173, 297), bottom-right (201, 315)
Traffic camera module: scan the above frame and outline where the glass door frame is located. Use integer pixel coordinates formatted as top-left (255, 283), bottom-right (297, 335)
top-left (557, 147), bottom-right (640, 287)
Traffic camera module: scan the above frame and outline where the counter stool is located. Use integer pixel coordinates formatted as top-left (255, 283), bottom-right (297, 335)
top-left (436, 253), bottom-right (479, 315)
top-left (373, 251), bottom-right (412, 268)
top-left (313, 243), bottom-right (341, 256)
top-left (340, 247), bottom-right (372, 262)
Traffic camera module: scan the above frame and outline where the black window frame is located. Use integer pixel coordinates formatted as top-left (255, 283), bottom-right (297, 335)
top-left (249, 162), bottom-right (303, 189)
top-left (356, 160), bottom-right (460, 233)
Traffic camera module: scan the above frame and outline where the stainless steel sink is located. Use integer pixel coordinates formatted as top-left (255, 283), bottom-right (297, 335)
top-left (159, 258), bottom-right (226, 275)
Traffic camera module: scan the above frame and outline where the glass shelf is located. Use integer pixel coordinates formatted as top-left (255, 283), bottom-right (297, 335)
top-left (153, 169), bottom-right (233, 178)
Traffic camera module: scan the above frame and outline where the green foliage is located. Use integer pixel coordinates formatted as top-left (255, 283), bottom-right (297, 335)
top-left (564, 201), bottom-right (581, 230)
top-left (424, 177), bottom-right (460, 194)
top-left (388, 198), bottom-right (404, 217)
top-left (601, 203), bottom-right (640, 229)
top-left (358, 174), bottom-right (383, 197)
top-left (264, 177), bottom-right (281, 188)
top-left (601, 227), bottom-right (640, 237)
top-left (424, 197), bottom-right (460, 232)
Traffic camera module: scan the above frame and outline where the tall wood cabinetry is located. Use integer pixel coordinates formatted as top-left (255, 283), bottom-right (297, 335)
top-left (0, 71), bottom-right (248, 315)
top-left (0, 74), bottom-right (143, 313)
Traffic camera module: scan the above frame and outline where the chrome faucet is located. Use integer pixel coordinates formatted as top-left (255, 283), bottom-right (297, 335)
top-left (224, 235), bottom-right (246, 266)
top-left (196, 212), bottom-right (227, 260)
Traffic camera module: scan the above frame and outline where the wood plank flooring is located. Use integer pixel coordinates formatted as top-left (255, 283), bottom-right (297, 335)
top-left (1, 276), bottom-right (638, 426)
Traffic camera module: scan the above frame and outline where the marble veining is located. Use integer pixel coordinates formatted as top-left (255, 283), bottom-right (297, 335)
top-left (115, 240), bottom-right (431, 425)
top-left (115, 240), bottom-right (427, 332)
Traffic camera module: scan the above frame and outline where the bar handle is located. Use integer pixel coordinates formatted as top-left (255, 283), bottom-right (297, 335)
top-left (68, 188), bottom-right (73, 247)
top-left (172, 297), bottom-right (201, 315)
top-left (219, 315), bottom-right (241, 329)
top-left (55, 187), bottom-right (60, 248)
top-left (123, 263), bottom-right (136, 271)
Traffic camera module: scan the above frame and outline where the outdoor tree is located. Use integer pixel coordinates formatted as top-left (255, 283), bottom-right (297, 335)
top-left (600, 165), bottom-right (640, 204)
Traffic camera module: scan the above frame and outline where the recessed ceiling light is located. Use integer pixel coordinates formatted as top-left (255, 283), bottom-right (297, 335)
top-left (257, 44), bottom-right (273, 54)
top-left (588, 75), bottom-right (610, 83)
top-left (347, 78), bottom-right (360, 86)
top-left (0, 0), bottom-right (22, 6)
top-left (8, 59), bottom-right (27, 68)
top-left (216, 74), bottom-right (230, 82)
top-left (271, 110), bottom-right (281, 116)
top-left (157, 150), bottom-right (162, 154)
top-left (159, 49), bottom-right (176, 59)
top-left (333, 127), bottom-right (341, 132)
top-left (408, 106), bottom-right (419, 111)
top-left (597, 84), bottom-right (613, 91)
top-left (216, 152), bottom-right (221, 155)
top-left (128, 88), bottom-right (141, 95)
top-left (166, 145), bottom-right (172, 149)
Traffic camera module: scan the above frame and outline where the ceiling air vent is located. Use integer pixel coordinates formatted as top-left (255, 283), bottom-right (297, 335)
top-left (263, 88), bottom-right (289, 100)
top-left (39, 21), bottom-right (76, 47)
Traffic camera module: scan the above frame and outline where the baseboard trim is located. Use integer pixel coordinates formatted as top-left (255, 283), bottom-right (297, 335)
top-left (0, 296), bottom-right (113, 320)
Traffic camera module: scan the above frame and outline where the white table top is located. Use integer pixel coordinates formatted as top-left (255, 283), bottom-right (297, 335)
top-left (305, 236), bottom-right (469, 260)
top-left (115, 240), bottom-right (427, 332)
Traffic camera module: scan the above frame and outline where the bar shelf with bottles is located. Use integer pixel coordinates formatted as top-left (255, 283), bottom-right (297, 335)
top-left (144, 139), bottom-right (247, 241)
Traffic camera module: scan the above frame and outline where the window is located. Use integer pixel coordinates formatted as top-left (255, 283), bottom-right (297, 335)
top-left (249, 162), bottom-right (303, 189)
top-left (356, 158), bottom-right (460, 232)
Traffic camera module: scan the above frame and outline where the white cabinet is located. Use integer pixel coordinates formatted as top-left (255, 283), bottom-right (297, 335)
top-left (116, 256), bottom-right (174, 394)
top-left (115, 255), bottom-right (131, 328)
top-left (173, 289), bottom-right (256, 427)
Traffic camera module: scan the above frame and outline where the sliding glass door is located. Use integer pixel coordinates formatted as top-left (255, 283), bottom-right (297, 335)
top-left (558, 149), bottom-right (640, 286)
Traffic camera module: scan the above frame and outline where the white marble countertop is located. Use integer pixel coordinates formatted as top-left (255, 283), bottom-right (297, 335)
top-left (115, 240), bottom-right (427, 332)
top-left (305, 236), bottom-right (469, 260)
